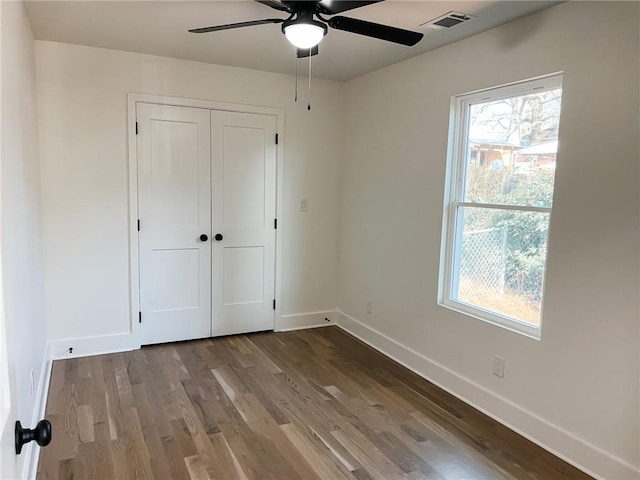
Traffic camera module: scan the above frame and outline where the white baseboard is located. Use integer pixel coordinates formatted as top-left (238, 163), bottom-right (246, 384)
top-left (24, 353), bottom-right (53, 480)
top-left (47, 332), bottom-right (134, 360)
top-left (45, 315), bottom-right (337, 358)
top-left (336, 310), bottom-right (639, 480)
top-left (276, 310), bottom-right (336, 332)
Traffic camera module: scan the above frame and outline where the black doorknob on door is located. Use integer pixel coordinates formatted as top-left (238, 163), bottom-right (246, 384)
top-left (215, 233), bottom-right (223, 241)
top-left (199, 234), bottom-right (209, 242)
top-left (15, 420), bottom-right (52, 454)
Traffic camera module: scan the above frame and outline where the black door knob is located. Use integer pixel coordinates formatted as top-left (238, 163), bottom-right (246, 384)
top-left (199, 234), bottom-right (209, 242)
top-left (215, 233), bottom-right (223, 241)
top-left (15, 420), bottom-right (52, 454)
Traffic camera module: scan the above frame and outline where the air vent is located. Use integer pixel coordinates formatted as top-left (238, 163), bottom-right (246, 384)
top-left (421, 11), bottom-right (474, 30)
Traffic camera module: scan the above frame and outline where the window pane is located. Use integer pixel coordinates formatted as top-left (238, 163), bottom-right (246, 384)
top-left (453, 206), bottom-right (550, 326)
top-left (464, 88), bottom-right (562, 208)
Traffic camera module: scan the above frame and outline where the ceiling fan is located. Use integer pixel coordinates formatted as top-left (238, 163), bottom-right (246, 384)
top-left (188, 0), bottom-right (424, 54)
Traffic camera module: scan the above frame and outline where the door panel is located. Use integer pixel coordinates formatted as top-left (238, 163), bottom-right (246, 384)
top-left (149, 121), bottom-right (201, 226)
top-left (222, 126), bottom-right (266, 228)
top-left (138, 103), bottom-right (211, 345)
top-left (223, 246), bottom-right (265, 305)
top-left (151, 248), bottom-right (201, 310)
top-left (212, 111), bottom-right (276, 337)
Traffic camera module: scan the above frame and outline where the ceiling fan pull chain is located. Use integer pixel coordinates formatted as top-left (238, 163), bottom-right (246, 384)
top-left (307, 53), bottom-right (312, 111)
top-left (295, 55), bottom-right (298, 102)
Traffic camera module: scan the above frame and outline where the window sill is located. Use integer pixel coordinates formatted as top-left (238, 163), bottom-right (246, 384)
top-left (439, 299), bottom-right (542, 340)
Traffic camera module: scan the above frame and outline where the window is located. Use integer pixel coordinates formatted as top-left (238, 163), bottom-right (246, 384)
top-left (440, 74), bottom-right (563, 339)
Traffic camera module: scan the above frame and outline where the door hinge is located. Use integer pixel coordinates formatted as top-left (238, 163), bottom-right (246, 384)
top-left (138, 311), bottom-right (142, 323)
top-left (273, 299), bottom-right (276, 310)
top-left (275, 133), bottom-right (279, 145)
top-left (137, 219), bottom-right (140, 231)
top-left (274, 218), bottom-right (277, 229)
top-left (135, 122), bottom-right (139, 135)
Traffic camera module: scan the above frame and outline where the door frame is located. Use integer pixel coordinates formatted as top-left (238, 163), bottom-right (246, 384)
top-left (127, 94), bottom-right (284, 349)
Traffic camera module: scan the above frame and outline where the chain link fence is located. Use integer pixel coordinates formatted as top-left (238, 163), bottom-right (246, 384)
top-left (459, 227), bottom-right (507, 295)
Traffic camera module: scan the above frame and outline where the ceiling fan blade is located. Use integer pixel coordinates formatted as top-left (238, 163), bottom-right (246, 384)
top-left (189, 18), bottom-right (284, 34)
top-left (316, 0), bottom-right (383, 15)
top-left (327, 16), bottom-right (423, 46)
top-left (254, 0), bottom-right (292, 13)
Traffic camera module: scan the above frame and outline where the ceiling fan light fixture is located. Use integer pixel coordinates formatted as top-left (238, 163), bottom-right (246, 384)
top-left (283, 20), bottom-right (327, 49)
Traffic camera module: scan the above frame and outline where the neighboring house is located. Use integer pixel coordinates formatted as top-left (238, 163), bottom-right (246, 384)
top-left (468, 138), bottom-right (521, 169)
top-left (515, 140), bottom-right (558, 171)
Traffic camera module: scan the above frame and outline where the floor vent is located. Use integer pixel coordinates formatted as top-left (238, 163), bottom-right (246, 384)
top-left (421, 11), bottom-right (473, 30)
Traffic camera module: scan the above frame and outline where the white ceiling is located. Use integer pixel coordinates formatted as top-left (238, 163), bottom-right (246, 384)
top-left (24, 0), bottom-right (560, 81)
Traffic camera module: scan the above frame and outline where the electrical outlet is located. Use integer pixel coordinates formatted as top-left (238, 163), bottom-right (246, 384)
top-left (30, 369), bottom-right (35, 395)
top-left (300, 198), bottom-right (309, 211)
top-left (493, 356), bottom-right (505, 378)
top-left (365, 299), bottom-right (373, 314)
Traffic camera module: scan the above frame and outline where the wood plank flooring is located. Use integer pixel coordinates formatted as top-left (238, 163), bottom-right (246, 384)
top-left (38, 327), bottom-right (592, 479)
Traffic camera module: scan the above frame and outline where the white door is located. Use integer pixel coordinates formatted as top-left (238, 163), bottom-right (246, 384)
top-left (0, 311), bottom-right (19, 479)
top-left (211, 111), bottom-right (277, 337)
top-left (137, 103), bottom-right (212, 345)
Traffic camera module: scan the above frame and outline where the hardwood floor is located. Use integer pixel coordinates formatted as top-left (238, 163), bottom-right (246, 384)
top-left (38, 327), bottom-right (592, 480)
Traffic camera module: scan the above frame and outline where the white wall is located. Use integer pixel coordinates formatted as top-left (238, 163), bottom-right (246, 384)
top-left (35, 42), bottom-right (343, 346)
top-left (0, 1), bottom-right (48, 478)
top-left (338, 2), bottom-right (639, 479)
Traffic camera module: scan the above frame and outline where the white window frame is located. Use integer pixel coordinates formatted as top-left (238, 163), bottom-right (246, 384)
top-left (439, 73), bottom-right (563, 340)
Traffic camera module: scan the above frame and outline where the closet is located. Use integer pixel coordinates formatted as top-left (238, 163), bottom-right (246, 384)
top-left (136, 103), bottom-right (277, 345)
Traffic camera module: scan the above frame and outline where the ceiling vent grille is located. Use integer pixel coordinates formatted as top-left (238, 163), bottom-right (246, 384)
top-left (421, 12), bottom-right (473, 30)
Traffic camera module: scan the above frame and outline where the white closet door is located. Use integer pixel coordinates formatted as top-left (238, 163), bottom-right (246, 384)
top-left (137, 103), bottom-right (212, 345)
top-left (211, 111), bottom-right (277, 337)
